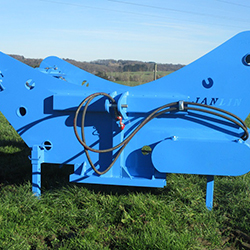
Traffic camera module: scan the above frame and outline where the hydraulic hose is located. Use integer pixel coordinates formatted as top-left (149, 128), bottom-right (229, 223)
top-left (184, 102), bottom-right (249, 141)
top-left (73, 93), bottom-right (249, 175)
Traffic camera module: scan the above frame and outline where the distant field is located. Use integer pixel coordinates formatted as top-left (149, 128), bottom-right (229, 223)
top-left (108, 71), bottom-right (174, 86)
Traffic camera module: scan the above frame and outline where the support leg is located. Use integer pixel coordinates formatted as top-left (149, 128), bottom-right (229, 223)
top-left (206, 175), bottom-right (214, 210)
top-left (30, 146), bottom-right (44, 196)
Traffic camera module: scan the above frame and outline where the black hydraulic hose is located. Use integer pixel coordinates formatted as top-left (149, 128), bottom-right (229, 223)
top-left (82, 106), bottom-right (178, 175)
top-left (73, 92), bottom-right (178, 174)
top-left (74, 92), bottom-right (179, 153)
top-left (184, 102), bottom-right (249, 140)
top-left (73, 93), bottom-right (249, 175)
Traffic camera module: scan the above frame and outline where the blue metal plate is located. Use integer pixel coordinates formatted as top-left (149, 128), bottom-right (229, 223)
top-left (152, 138), bottom-right (250, 176)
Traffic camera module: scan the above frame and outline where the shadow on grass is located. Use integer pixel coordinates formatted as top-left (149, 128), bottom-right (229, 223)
top-left (0, 143), bottom-right (169, 197)
top-left (0, 146), bottom-right (31, 186)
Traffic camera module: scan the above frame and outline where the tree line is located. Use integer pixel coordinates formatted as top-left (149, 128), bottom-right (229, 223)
top-left (10, 54), bottom-right (184, 74)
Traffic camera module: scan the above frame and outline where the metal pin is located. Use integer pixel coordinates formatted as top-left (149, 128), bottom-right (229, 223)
top-left (109, 104), bottom-right (128, 108)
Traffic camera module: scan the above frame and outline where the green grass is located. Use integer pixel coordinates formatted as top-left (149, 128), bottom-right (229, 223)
top-left (108, 71), bottom-right (173, 86)
top-left (0, 113), bottom-right (250, 249)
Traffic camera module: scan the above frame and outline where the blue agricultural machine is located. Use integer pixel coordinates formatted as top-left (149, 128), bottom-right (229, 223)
top-left (0, 31), bottom-right (250, 210)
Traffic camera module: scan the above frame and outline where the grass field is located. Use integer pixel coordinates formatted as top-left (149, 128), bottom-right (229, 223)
top-left (108, 71), bottom-right (173, 86)
top-left (0, 110), bottom-right (250, 249)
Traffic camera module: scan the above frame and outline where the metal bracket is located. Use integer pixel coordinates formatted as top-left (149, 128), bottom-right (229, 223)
top-left (117, 91), bottom-right (129, 120)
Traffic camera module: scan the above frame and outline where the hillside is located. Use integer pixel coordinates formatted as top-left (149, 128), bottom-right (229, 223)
top-left (9, 54), bottom-right (184, 74)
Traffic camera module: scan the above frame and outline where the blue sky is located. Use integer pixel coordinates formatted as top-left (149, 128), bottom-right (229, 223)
top-left (1, 0), bottom-right (249, 64)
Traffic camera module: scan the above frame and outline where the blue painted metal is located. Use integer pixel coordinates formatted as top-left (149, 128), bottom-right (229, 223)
top-left (0, 31), bottom-right (250, 209)
top-left (30, 145), bottom-right (44, 196)
top-left (206, 176), bottom-right (214, 211)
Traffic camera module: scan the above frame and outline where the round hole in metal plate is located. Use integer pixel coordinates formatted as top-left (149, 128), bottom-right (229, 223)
top-left (43, 140), bottom-right (53, 151)
top-left (25, 79), bottom-right (35, 90)
top-left (141, 145), bottom-right (152, 155)
top-left (17, 106), bottom-right (27, 117)
top-left (243, 54), bottom-right (250, 66)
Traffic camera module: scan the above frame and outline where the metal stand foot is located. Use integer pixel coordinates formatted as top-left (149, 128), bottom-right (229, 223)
top-left (30, 146), bottom-right (44, 196)
top-left (206, 175), bottom-right (214, 210)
